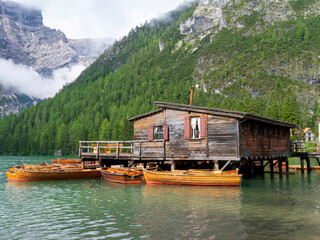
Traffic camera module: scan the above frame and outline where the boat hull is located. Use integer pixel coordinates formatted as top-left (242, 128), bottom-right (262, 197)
top-left (143, 169), bottom-right (242, 186)
top-left (6, 167), bottom-right (101, 181)
top-left (51, 159), bottom-right (82, 165)
top-left (100, 168), bottom-right (144, 184)
top-left (289, 165), bottom-right (320, 171)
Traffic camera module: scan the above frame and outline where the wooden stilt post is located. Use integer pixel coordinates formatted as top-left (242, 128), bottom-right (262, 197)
top-left (306, 157), bottom-right (312, 172)
top-left (279, 159), bottom-right (282, 173)
top-left (260, 160), bottom-right (264, 174)
top-left (301, 157), bottom-right (305, 173)
top-left (171, 160), bottom-right (176, 171)
top-left (250, 161), bottom-right (255, 176)
top-left (270, 160), bottom-right (274, 175)
top-left (285, 157), bottom-right (289, 173)
top-left (316, 158), bottom-right (320, 166)
top-left (214, 160), bottom-right (219, 170)
top-left (220, 160), bottom-right (231, 171)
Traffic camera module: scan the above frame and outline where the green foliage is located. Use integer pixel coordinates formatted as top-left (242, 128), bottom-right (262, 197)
top-left (290, 0), bottom-right (317, 11)
top-left (238, 11), bottom-right (263, 27)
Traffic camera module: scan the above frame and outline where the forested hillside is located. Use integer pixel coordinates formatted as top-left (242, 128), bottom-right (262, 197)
top-left (0, 0), bottom-right (320, 155)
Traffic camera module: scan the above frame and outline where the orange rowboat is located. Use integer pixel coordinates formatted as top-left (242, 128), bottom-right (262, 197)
top-left (100, 167), bottom-right (145, 184)
top-left (143, 169), bottom-right (242, 186)
top-left (6, 165), bottom-right (101, 181)
top-left (289, 165), bottom-right (320, 172)
top-left (51, 159), bottom-right (82, 165)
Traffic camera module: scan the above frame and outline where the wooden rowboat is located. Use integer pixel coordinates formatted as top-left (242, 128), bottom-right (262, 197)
top-left (6, 165), bottom-right (101, 181)
top-left (289, 165), bottom-right (320, 171)
top-left (100, 167), bottom-right (145, 184)
top-left (51, 158), bottom-right (82, 165)
top-left (143, 169), bottom-right (242, 186)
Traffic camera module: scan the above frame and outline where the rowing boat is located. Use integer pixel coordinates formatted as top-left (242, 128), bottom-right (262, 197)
top-left (51, 158), bottom-right (82, 165)
top-left (289, 165), bottom-right (320, 171)
top-left (100, 167), bottom-right (145, 184)
top-left (143, 169), bottom-right (242, 186)
top-left (6, 165), bottom-right (101, 181)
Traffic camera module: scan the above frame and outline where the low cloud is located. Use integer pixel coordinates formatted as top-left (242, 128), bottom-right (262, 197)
top-left (0, 58), bottom-right (85, 99)
top-left (14, 0), bottom-right (191, 39)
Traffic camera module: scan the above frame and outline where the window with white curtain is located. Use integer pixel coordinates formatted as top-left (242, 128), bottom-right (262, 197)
top-left (191, 117), bottom-right (200, 139)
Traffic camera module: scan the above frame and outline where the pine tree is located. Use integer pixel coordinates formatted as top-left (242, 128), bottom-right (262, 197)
top-left (281, 87), bottom-right (299, 124)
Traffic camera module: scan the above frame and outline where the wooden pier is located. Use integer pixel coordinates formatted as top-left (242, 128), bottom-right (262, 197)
top-left (290, 141), bottom-right (320, 173)
top-left (80, 101), bottom-right (320, 176)
top-left (79, 139), bottom-right (238, 170)
top-left (79, 140), bottom-right (320, 174)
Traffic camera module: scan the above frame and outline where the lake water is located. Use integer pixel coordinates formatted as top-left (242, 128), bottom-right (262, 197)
top-left (1, 156), bottom-right (320, 240)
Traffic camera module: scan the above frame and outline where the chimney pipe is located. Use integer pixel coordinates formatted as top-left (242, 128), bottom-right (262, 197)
top-left (189, 86), bottom-right (195, 106)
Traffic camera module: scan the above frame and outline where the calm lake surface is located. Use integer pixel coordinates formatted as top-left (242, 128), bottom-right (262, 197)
top-left (1, 156), bottom-right (320, 240)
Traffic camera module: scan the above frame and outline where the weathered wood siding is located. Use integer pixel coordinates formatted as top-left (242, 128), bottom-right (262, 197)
top-left (207, 116), bottom-right (238, 157)
top-left (133, 109), bottom-right (240, 159)
top-left (132, 108), bottom-right (291, 160)
top-left (239, 120), bottom-right (290, 157)
top-left (133, 141), bottom-right (165, 158)
top-left (165, 109), bottom-right (207, 158)
top-left (133, 111), bottom-right (165, 141)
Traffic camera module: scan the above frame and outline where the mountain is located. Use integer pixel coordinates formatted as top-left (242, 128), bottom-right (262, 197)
top-left (0, 0), bottom-right (320, 155)
top-left (180, 0), bottom-right (320, 87)
top-left (0, 85), bottom-right (39, 116)
top-left (0, 0), bottom-right (113, 117)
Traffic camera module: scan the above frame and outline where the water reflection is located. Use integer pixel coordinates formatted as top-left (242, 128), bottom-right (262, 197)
top-left (240, 173), bottom-right (320, 240)
top-left (141, 185), bottom-right (244, 239)
top-left (2, 157), bottom-right (320, 240)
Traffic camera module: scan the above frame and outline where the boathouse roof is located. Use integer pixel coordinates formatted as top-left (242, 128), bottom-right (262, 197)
top-left (128, 101), bottom-right (297, 128)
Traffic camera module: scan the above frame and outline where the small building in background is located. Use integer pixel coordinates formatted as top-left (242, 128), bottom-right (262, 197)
top-left (294, 128), bottom-right (316, 142)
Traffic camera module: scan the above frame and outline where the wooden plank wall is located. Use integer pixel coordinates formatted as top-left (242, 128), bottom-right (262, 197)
top-left (239, 120), bottom-right (290, 158)
top-left (132, 109), bottom-right (291, 160)
top-left (133, 141), bottom-right (164, 158)
top-left (133, 109), bottom-right (208, 159)
top-left (133, 111), bottom-right (164, 141)
top-left (208, 116), bottom-right (238, 158)
top-left (165, 109), bottom-right (207, 158)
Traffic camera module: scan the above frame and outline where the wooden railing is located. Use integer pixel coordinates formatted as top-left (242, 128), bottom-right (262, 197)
top-left (291, 141), bottom-right (320, 153)
top-left (79, 140), bottom-right (166, 160)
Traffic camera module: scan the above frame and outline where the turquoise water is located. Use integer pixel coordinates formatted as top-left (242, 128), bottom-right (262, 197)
top-left (1, 156), bottom-right (320, 239)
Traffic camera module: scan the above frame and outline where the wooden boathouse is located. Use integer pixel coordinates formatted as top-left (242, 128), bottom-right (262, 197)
top-left (80, 101), bottom-right (296, 173)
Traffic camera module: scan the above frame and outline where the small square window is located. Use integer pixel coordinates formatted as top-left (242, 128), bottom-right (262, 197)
top-left (154, 126), bottom-right (163, 140)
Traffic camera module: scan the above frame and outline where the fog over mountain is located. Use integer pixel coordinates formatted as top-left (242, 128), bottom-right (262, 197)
top-left (0, 0), bottom-right (113, 116)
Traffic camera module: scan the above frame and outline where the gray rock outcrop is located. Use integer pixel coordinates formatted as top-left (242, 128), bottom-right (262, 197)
top-left (0, 0), bottom-right (113, 117)
top-left (0, 0), bottom-right (111, 77)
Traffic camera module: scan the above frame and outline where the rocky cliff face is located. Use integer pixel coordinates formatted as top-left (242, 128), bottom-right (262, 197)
top-left (179, 0), bottom-right (303, 40)
top-left (0, 85), bottom-right (40, 117)
top-left (0, 0), bottom-right (113, 117)
top-left (177, 0), bottom-right (320, 94)
top-left (0, 0), bottom-right (111, 77)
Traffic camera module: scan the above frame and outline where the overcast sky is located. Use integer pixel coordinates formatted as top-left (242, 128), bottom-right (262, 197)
top-left (14, 0), bottom-right (190, 39)
top-left (1, 0), bottom-right (193, 98)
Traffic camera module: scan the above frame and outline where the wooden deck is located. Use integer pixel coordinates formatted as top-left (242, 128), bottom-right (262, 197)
top-left (79, 140), bottom-right (240, 161)
top-left (290, 142), bottom-right (320, 172)
top-left (79, 140), bottom-right (242, 171)
top-left (79, 140), bottom-right (320, 174)
top-left (79, 140), bottom-right (166, 161)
